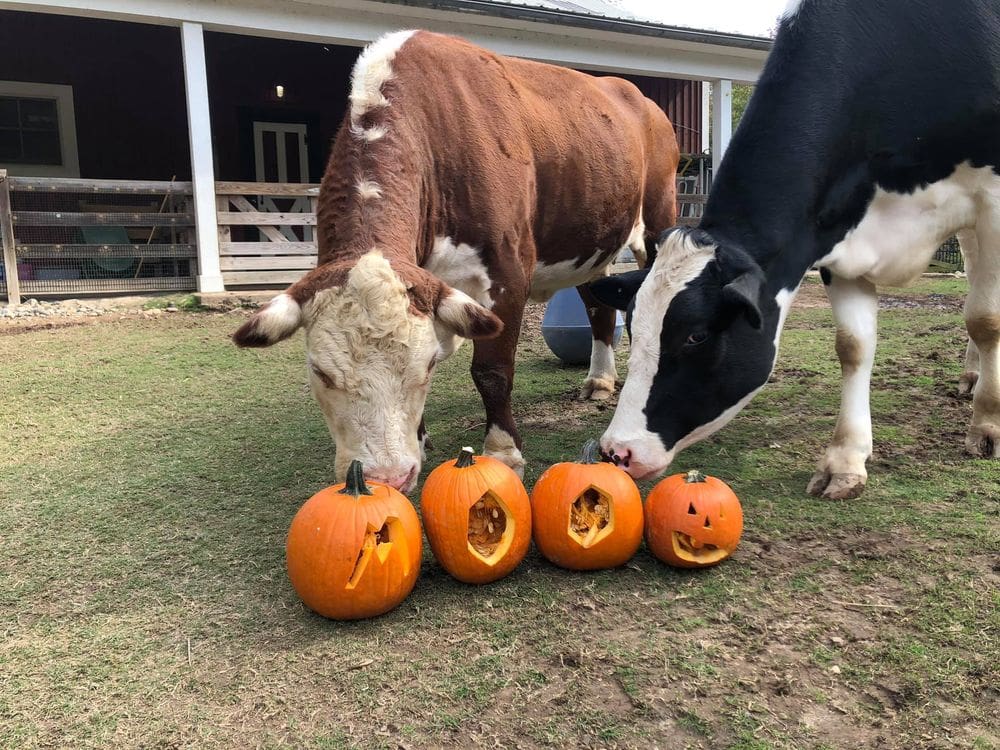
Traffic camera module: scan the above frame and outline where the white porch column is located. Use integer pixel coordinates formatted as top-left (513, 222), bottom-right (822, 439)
top-left (701, 81), bottom-right (711, 154)
top-left (181, 21), bottom-right (224, 293)
top-left (710, 79), bottom-right (733, 176)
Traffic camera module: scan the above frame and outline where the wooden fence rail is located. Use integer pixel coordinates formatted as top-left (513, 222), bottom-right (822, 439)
top-left (1, 175), bottom-right (196, 300)
top-left (1, 179), bottom-right (712, 300)
top-left (216, 182), bottom-right (320, 287)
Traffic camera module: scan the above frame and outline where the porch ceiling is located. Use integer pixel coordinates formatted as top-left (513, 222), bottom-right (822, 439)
top-left (0, 0), bottom-right (768, 82)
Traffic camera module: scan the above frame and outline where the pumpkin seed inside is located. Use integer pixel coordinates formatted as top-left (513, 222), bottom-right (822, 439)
top-left (570, 488), bottom-right (610, 547)
top-left (468, 494), bottom-right (507, 557)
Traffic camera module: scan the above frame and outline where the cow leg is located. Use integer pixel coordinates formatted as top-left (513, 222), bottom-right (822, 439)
top-left (807, 275), bottom-right (878, 500)
top-left (471, 297), bottom-right (526, 476)
top-left (957, 230), bottom-right (981, 396)
top-left (963, 219), bottom-right (1000, 458)
top-left (577, 283), bottom-right (618, 401)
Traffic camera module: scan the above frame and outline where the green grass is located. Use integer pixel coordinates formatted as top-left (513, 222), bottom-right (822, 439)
top-left (1, 277), bottom-right (998, 749)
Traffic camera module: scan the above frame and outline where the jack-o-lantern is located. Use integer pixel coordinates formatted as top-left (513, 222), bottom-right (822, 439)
top-left (645, 469), bottom-right (743, 568)
top-left (286, 460), bottom-right (422, 620)
top-left (530, 440), bottom-right (643, 570)
top-left (421, 447), bottom-right (532, 584)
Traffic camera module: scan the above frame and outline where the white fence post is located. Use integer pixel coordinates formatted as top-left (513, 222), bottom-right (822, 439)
top-left (0, 170), bottom-right (21, 306)
top-left (181, 21), bottom-right (224, 293)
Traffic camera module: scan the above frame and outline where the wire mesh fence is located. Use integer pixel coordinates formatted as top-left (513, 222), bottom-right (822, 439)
top-left (1, 176), bottom-right (196, 298)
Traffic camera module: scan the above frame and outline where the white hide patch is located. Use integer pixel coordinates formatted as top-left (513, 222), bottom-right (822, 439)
top-left (588, 340), bottom-right (618, 385)
top-left (349, 30), bottom-right (416, 142)
top-left (426, 236), bottom-right (494, 309)
top-left (816, 162), bottom-right (990, 287)
top-left (530, 253), bottom-right (608, 302)
top-left (254, 293), bottom-right (302, 342)
top-left (355, 179), bottom-right (383, 200)
top-left (774, 286), bottom-right (799, 350)
top-left (600, 232), bottom-right (716, 477)
top-left (484, 425), bottom-right (525, 475)
top-left (301, 251), bottom-right (438, 483)
top-left (530, 213), bottom-right (644, 301)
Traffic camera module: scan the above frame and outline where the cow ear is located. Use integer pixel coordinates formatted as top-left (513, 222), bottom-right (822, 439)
top-left (721, 271), bottom-right (763, 329)
top-left (588, 269), bottom-right (649, 311)
top-left (232, 293), bottom-right (303, 347)
top-left (436, 288), bottom-right (503, 339)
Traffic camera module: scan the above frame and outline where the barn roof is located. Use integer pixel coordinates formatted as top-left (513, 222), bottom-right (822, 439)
top-left (383, 0), bottom-right (773, 51)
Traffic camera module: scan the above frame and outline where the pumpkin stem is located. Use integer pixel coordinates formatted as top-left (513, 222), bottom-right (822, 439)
top-left (685, 469), bottom-right (707, 484)
top-left (455, 447), bottom-right (476, 468)
top-left (578, 438), bottom-right (603, 464)
top-left (339, 459), bottom-right (374, 496)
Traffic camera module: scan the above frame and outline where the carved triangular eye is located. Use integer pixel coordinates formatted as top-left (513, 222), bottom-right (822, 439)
top-left (703, 516), bottom-right (712, 529)
top-left (687, 502), bottom-right (697, 515)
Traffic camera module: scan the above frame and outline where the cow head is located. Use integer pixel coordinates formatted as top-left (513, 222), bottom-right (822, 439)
top-left (589, 228), bottom-right (780, 480)
top-left (233, 251), bottom-right (502, 493)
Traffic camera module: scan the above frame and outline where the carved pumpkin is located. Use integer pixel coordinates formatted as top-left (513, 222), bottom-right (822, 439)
top-left (645, 470), bottom-right (743, 568)
top-left (421, 447), bottom-right (532, 584)
top-left (530, 440), bottom-right (643, 570)
top-left (286, 460), bottom-right (422, 620)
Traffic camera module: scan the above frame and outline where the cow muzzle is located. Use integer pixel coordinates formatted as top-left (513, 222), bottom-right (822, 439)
top-left (599, 434), bottom-right (672, 481)
top-left (364, 461), bottom-right (420, 494)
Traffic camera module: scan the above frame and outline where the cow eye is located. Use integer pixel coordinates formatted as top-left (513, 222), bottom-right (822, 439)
top-left (310, 365), bottom-right (336, 389)
top-left (685, 331), bottom-right (709, 347)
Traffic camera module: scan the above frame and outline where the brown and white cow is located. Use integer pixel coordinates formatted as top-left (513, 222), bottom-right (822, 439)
top-left (233, 30), bottom-right (679, 491)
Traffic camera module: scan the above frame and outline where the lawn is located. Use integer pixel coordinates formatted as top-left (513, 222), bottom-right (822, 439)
top-left (1, 276), bottom-right (997, 749)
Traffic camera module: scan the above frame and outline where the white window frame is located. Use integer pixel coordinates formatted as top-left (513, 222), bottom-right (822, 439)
top-left (0, 80), bottom-right (80, 177)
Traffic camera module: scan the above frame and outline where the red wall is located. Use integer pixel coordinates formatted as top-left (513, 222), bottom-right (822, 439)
top-left (0, 11), bottom-right (190, 180)
top-left (0, 11), bottom-right (704, 182)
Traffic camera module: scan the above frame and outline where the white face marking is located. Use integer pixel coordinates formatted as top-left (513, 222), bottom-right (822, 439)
top-left (425, 236), bottom-right (494, 309)
top-left (251, 293), bottom-right (302, 343)
top-left (303, 251), bottom-right (436, 491)
top-left (600, 232), bottom-right (715, 479)
top-left (355, 179), bottom-right (383, 200)
top-left (816, 162), bottom-right (991, 287)
top-left (348, 30), bottom-right (416, 142)
top-left (782, 0), bottom-right (804, 20)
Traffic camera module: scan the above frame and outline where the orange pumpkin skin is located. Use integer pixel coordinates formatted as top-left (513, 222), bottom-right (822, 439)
top-left (421, 448), bottom-right (532, 584)
top-left (286, 462), bottom-right (422, 620)
top-left (645, 470), bottom-right (743, 568)
top-left (530, 441), bottom-right (644, 571)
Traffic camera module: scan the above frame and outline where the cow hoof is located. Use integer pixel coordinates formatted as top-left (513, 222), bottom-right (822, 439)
top-left (965, 425), bottom-right (999, 458)
top-left (806, 470), bottom-right (866, 500)
top-left (580, 377), bottom-right (615, 401)
top-left (958, 371), bottom-right (979, 397)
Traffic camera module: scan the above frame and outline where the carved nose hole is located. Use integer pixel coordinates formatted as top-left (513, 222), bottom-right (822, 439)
top-left (703, 516), bottom-right (712, 529)
top-left (569, 487), bottom-right (612, 548)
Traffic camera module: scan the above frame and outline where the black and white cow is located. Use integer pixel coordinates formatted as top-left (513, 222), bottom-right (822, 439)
top-left (592, 0), bottom-right (1000, 499)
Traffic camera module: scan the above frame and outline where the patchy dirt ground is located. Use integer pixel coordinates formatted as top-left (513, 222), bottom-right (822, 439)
top-left (1, 274), bottom-right (997, 750)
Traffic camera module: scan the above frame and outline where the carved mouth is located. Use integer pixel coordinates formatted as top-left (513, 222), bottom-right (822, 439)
top-left (347, 518), bottom-right (406, 588)
top-left (671, 531), bottom-right (729, 565)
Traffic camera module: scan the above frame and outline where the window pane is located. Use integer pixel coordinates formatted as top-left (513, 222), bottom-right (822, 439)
top-left (19, 98), bottom-right (59, 131)
top-left (21, 130), bottom-right (62, 165)
top-left (0, 129), bottom-right (21, 160)
top-left (0, 98), bottom-right (18, 128)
